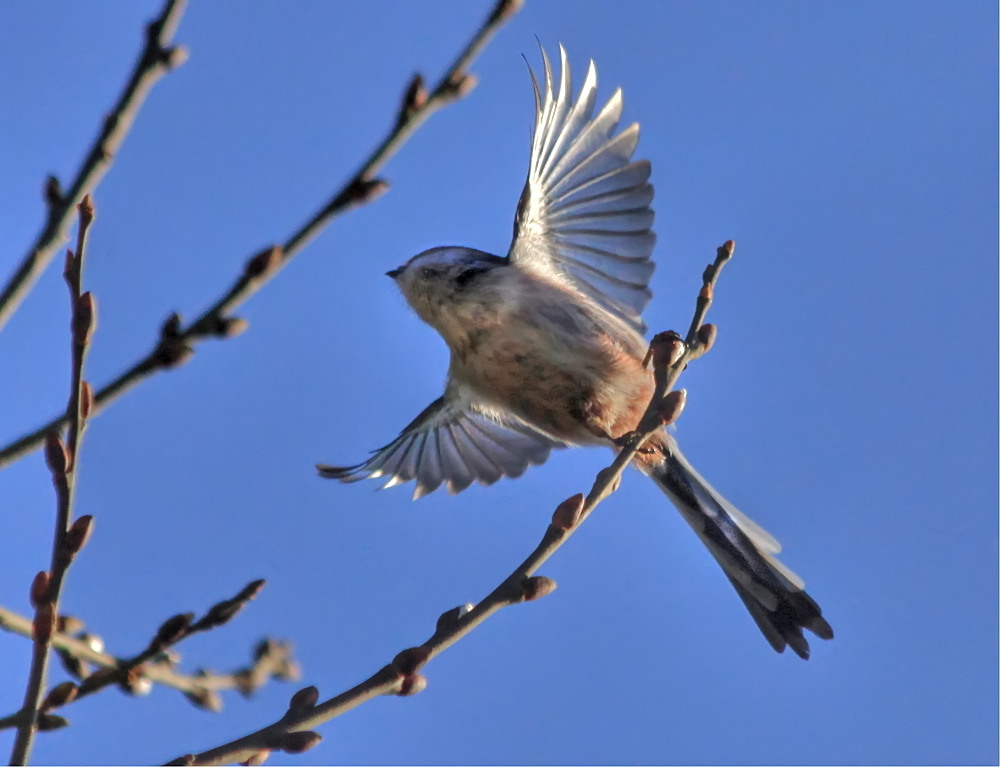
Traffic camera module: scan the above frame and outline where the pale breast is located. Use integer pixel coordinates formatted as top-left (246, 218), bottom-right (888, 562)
top-left (447, 276), bottom-right (653, 444)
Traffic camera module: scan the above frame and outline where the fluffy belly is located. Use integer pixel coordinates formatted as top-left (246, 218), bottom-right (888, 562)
top-left (451, 306), bottom-right (654, 444)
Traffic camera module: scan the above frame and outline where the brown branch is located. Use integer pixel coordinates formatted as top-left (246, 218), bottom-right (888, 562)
top-left (0, 0), bottom-right (187, 333)
top-left (0, 0), bottom-right (522, 471)
top-left (9, 198), bottom-right (99, 766)
top-left (0, 582), bottom-right (297, 732)
top-left (162, 240), bottom-right (735, 767)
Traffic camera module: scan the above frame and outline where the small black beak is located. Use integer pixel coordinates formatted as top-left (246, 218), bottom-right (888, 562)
top-left (385, 267), bottom-right (403, 279)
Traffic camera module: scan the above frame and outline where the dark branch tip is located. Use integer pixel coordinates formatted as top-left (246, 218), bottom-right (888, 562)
top-left (489, 0), bottom-right (525, 23)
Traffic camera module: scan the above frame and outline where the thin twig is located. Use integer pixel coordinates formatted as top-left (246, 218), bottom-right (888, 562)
top-left (0, 0), bottom-right (187, 333)
top-left (163, 240), bottom-right (735, 767)
top-left (0, 582), bottom-right (297, 730)
top-left (9, 198), bottom-right (99, 766)
top-left (0, 0), bottom-right (522, 471)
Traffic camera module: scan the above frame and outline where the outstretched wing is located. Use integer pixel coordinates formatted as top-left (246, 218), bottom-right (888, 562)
top-left (318, 393), bottom-right (564, 499)
top-left (508, 44), bottom-right (656, 332)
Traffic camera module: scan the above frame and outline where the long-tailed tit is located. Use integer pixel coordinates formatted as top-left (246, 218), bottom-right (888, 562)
top-left (320, 46), bottom-right (833, 659)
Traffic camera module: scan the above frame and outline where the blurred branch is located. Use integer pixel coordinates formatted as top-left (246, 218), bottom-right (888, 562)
top-left (9, 198), bottom-right (99, 765)
top-left (0, 0), bottom-right (187, 333)
top-left (0, 0), bottom-right (522, 471)
top-left (163, 240), bottom-right (735, 767)
top-left (0, 581), bottom-right (298, 732)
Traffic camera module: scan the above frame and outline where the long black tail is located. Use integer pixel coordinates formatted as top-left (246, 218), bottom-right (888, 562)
top-left (643, 441), bottom-right (833, 659)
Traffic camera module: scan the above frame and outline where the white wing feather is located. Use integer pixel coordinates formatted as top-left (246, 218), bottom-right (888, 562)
top-left (509, 45), bottom-right (656, 332)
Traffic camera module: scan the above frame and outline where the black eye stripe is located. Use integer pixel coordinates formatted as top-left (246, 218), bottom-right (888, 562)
top-left (454, 266), bottom-right (491, 288)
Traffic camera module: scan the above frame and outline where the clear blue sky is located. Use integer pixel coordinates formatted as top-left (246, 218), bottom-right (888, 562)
top-left (1, 2), bottom-right (996, 764)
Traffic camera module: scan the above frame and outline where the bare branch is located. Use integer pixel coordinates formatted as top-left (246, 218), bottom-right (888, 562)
top-left (0, 582), bottom-right (297, 730)
top-left (163, 240), bottom-right (735, 767)
top-left (0, 0), bottom-right (520, 470)
top-left (0, 0), bottom-right (187, 332)
top-left (9, 198), bottom-right (98, 766)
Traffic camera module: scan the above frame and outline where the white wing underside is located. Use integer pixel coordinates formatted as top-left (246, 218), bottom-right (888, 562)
top-left (321, 45), bottom-right (654, 498)
top-left (508, 44), bottom-right (657, 332)
top-left (318, 386), bottom-right (564, 500)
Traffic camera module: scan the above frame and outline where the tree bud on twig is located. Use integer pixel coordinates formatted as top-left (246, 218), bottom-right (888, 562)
top-left (30, 571), bottom-right (51, 608)
top-left (41, 681), bottom-right (78, 711)
top-left (287, 685), bottom-right (319, 714)
top-left (57, 649), bottom-right (88, 680)
top-left (119, 665), bottom-right (152, 696)
top-left (215, 316), bottom-right (249, 338)
top-left (161, 45), bottom-right (189, 69)
top-left (398, 73), bottom-right (428, 126)
top-left (241, 750), bottom-right (270, 766)
top-left (355, 177), bottom-right (390, 205)
top-left (45, 175), bottom-right (63, 209)
top-left (278, 731), bottom-right (322, 754)
top-left (184, 687), bottom-right (223, 712)
top-left (64, 515), bottom-right (94, 555)
top-left (73, 292), bottom-right (97, 343)
top-left (551, 493), bottom-right (585, 531)
top-left (397, 673), bottom-right (427, 697)
top-left (160, 311), bottom-right (183, 340)
top-left (696, 323), bottom-right (717, 353)
top-left (78, 632), bottom-right (105, 653)
top-left (57, 614), bottom-right (84, 634)
top-left (521, 575), bottom-right (557, 602)
top-left (130, 674), bottom-right (153, 697)
top-left (392, 646), bottom-right (430, 676)
top-left (77, 194), bottom-right (95, 227)
top-left (44, 431), bottom-right (68, 475)
top-left (202, 578), bottom-right (263, 628)
top-left (446, 72), bottom-right (478, 99)
top-left (157, 340), bottom-right (195, 368)
top-left (36, 713), bottom-right (69, 732)
top-left (152, 612), bottom-right (194, 649)
top-left (435, 602), bottom-right (474, 633)
top-left (658, 388), bottom-right (687, 427)
top-left (245, 246), bottom-right (283, 280)
top-left (644, 330), bottom-right (685, 369)
top-left (79, 381), bottom-right (95, 419)
top-left (595, 466), bottom-right (622, 495)
top-left (63, 249), bottom-right (77, 285)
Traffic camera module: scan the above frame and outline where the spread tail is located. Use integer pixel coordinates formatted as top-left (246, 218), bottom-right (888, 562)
top-left (642, 440), bottom-right (833, 659)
